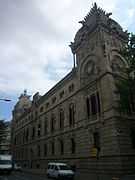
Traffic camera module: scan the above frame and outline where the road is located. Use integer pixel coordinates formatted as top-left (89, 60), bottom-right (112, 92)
top-left (0, 171), bottom-right (48, 180)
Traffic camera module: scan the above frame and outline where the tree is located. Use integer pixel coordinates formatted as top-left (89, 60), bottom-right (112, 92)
top-left (117, 33), bottom-right (135, 114)
top-left (0, 120), bottom-right (8, 146)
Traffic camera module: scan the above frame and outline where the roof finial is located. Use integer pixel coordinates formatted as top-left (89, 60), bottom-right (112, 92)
top-left (93, 2), bottom-right (97, 10)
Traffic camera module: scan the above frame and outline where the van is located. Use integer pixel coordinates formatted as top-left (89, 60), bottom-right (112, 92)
top-left (46, 162), bottom-right (75, 179)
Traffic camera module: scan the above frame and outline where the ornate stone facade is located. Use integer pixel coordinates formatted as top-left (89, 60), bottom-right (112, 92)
top-left (11, 3), bottom-right (135, 179)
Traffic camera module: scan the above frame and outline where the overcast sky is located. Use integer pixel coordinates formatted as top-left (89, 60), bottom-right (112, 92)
top-left (0, 0), bottom-right (134, 121)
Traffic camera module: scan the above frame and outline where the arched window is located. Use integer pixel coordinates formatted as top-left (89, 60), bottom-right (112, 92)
top-left (59, 109), bottom-right (64, 129)
top-left (69, 103), bottom-right (75, 127)
top-left (86, 91), bottom-right (101, 118)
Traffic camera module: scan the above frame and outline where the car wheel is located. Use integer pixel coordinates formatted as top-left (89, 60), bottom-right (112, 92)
top-left (57, 175), bottom-right (62, 180)
top-left (47, 173), bottom-right (50, 178)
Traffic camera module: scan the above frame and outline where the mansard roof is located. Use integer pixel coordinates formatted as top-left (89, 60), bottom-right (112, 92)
top-left (70, 3), bottom-right (128, 54)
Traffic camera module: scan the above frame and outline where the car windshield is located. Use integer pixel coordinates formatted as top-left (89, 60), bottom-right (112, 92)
top-left (59, 165), bottom-right (71, 170)
top-left (0, 160), bottom-right (12, 164)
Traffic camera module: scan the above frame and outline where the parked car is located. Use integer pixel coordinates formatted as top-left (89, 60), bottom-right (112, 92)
top-left (14, 163), bottom-right (22, 171)
top-left (46, 162), bottom-right (75, 179)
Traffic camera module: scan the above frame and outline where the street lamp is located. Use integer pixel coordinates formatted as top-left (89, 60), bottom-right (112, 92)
top-left (0, 99), bottom-right (11, 102)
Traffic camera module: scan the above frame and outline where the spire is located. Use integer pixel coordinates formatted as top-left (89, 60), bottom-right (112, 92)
top-left (70, 3), bottom-right (128, 55)
top-left (80, 2), bottom-right (112, 26)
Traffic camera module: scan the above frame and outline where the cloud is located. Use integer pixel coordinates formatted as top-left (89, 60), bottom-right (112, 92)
top-left (0, 0), bottom-right (134, 120)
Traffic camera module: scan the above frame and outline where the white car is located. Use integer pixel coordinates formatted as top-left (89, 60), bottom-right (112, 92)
top-left (14, 163), bottom-right (22, 171)
top-left (46, 162), bottom-right (75, 179)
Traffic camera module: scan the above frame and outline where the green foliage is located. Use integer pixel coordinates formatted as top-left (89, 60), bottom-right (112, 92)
top-left (117, 33), bottom-right (135, 114)
top-left (122, 33), bottom-right (135, 70)
top-left (0, 120), bottom-right (8, 145)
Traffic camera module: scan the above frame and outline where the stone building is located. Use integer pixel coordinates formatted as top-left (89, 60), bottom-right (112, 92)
top-left (11, 3), bottom-right (135, 179)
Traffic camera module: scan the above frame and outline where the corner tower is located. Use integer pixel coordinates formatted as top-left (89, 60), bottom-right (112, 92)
top-left (70, 3), bottom-right (128, 83)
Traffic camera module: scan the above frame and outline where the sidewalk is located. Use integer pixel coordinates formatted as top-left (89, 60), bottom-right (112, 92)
top-left (120, 174), bottom-right (135, 180)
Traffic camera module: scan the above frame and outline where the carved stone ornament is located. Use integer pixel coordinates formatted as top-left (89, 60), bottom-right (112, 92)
top-left (111, 56), bottom-right (125, 74)
top-left (84, 61), bottom-right (95, 75)
top-left (70, 3), bottom-right (128, 54)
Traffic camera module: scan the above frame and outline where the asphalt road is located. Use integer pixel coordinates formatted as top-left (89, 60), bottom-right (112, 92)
top-left (0, 171), bottom-right (49, 180)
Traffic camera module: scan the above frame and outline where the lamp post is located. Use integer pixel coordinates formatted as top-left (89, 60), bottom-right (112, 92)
top-left (0, 99), bottom-right (11, 102)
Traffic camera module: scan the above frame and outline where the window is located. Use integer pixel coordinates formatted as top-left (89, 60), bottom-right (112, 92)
top-left (37, 145), bottom-right (40, 157)
top-left (86, 97), bottom-right (90, 117)
top-left (25, 128), bottom-right (29, 142)
top-left (31, 114), bottom-right (33, 121)
top-left (51, 141), bottom-right (55, 155)
top-left (69, 83), bottom-right (74, 93)
top-left (14, 137), bottom-right (17, 145)
top-left (59, 109), bottom-right (64, 129)
top-left (59, 90), bottom-right (64, 99)
top-left (71, 138), bottom-right (76, 154)
top-left (32, 126), bottom-right (35, 139)
top-left (30, 148), bottom-right (34, 157)
top-left (91, 94), bottom-right (97, 115)
top-left (44, 144), bottom-right (47, 156)
top-left (55, 166), bottom-right (58, 170)
top-left (130, 129), bottom-right (135, 149)
top-left (86, 92), bottom-right (101, 118)
top-left (46, 102), bottom-right (50, 108)
top-left (37, 124), bottom-right (41, 137)
top-left (51, 114), bottom-right (55, 133)
top-left (93, 132), bottom-right (100, 151)
top-left (40, 106), bottom-right (44, 113)
top-left (35, 111), bottom-right (38, 119)
top-left (44, 119), bottom-right (48, 135)
top-left (52, 97), bottom-right (56, 104)
top-left (59, 140), bottom-right (64, 155)
top-left (69, 103), bottom-right (75, 127)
